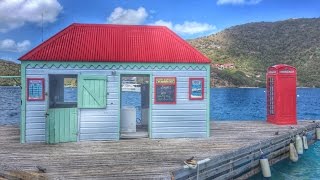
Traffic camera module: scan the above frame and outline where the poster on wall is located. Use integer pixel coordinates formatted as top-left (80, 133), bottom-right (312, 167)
top-left (154, 77), bottom-right (176, 104)
top-left (189, 78), bottom-right (204, 100)
top-left (27, 78), bottom-right (45, 101)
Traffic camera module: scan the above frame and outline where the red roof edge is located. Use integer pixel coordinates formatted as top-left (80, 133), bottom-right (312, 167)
top-left (19, 23), bottom-right (76, 61)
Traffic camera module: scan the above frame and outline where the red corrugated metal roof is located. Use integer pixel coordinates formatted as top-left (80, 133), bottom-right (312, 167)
top-left (19, 23), bottom-right (210, 63)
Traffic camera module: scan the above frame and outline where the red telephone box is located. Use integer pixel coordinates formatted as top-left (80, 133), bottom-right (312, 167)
top-left (266, 64), bottom-right (297, 125)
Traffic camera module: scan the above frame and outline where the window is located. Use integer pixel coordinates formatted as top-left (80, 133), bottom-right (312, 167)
top-left (64, 77), bottom-right (77, 102)
top-left (49, 75), bottom-right (77, 108)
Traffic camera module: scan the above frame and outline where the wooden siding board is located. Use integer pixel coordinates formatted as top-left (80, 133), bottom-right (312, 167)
top-left (152, 104), bottom-right (207, 110)
top-left (26, 117), bottom-right (45, 123)
top-left (80, 133), bottom-right (118, 140)
top-left (26, 123), bottom-right (45, 129)
top-left (81, 109), bottom-right (118, 116)
top-left (80, 116), bottom-right (117, 122)
top-left (26, 129), bottom-right (45, 135)
top-left (81, 122), bottom-right (118, 127)
top-left (81, 127), bottom-right (118, 134)
top-left (25, 135), bottom-right (45, 142)
top-left (152, 116), bottom-right (206, 121)
top-left (152, 121), bottom-right (207, 127)
top-left (26, 104), bottom-right (46, 111)
top-left (152, 110), bottom-right (206, 116)
top-left (152, 127), bottom-right (206, 133)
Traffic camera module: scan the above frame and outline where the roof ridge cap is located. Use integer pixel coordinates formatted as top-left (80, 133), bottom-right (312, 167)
top-left (66, 23), bottom-right (169, 29)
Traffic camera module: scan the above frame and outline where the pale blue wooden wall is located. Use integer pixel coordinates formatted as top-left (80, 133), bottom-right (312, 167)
top-left (25, 64), bottom-right (209, 142)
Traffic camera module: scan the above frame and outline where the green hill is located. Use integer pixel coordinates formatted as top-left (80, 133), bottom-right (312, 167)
top-left (189, 18), bottom-right (320, 87)
top-left (0, 60), bottom-right (20, 86)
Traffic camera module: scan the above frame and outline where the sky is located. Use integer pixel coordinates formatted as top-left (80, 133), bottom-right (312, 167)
top-left (0, 0), bottom-right (319, 63)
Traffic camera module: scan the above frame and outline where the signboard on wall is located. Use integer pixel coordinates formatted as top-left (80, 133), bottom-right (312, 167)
top-left (27, 78), bottom-right (45, 101)
top-left (189, 78), bottom-right (204, 100)
top-left (154, 77), bottom-right (176, 104)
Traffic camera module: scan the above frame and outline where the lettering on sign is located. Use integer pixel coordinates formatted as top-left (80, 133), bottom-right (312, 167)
top-left (268, 70), bottom-right (277, 74)
top-left (154, 77), bottom-right (176, 104)
top-left (279, 70), bottom-right (294, 74)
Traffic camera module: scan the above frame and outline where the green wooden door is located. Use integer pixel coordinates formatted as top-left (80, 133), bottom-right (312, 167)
top-left (78, 75), bottom-right (107, 108)
top-left (46, 108), bottom-right (78, 144)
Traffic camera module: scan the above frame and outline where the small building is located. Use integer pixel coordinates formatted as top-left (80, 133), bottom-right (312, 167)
top-left (212, 63), bottom-right (235, 70)
top-left (224, 63), bottom-right (235, 69)
top-left (19, 23), bottom-right (211, 143)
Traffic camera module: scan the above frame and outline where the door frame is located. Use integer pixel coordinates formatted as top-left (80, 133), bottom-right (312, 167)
top-left (46, 74), bottom-right (79, 143)
top-left (119, 72), bottom-right (152, 139)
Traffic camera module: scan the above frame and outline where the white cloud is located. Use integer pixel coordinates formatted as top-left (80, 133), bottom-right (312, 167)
top-left (152, 20), bottom-right (173, 29)
top-left (107, 7), bottom-right (215, 36)
top-left (0, 39), bottom-right (31, 52)
top-left (174, 21), bottom-right (216, 35)
top-left (217, 0), bottom-right (262, 5)
top-left (107, 7), bottom-right (148, 25)
top-left (0, 0), bottom-right (63, 33)
top-left (152, 20), bottom-right (216, 35)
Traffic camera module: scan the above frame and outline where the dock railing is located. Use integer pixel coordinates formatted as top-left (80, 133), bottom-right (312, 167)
top-left (172, 121), bottom-right (319, 180)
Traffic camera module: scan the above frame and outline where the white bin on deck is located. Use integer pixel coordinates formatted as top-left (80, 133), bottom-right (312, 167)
top-left (121, 106), bottom-right (136, 133)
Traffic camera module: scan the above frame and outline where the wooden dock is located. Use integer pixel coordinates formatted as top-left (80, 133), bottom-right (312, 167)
top-left (0, 121), bottom-right (319, 179)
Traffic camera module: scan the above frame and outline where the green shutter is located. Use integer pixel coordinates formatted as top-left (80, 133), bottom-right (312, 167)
top-left (78, 75), bottom-right (107, 108)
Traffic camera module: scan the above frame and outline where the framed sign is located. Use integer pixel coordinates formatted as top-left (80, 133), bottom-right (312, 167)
top-left (154, 77), bottom-right (176, 104)
top-left (189, 78), bottom-right (204, 100)
top-left (27, 78), bottom-right (45, 101)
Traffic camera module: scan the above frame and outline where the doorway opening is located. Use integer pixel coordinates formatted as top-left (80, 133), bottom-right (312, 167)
top-left (47, 74), bottom-right (78, 143)
top-left (120, 74), bottom-right (150, 139)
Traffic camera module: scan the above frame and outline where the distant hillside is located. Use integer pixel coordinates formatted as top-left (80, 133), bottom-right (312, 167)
top-left (0, 60), bottom-right (20, 86)
top-left (189, 18), bottom-right (320, 87)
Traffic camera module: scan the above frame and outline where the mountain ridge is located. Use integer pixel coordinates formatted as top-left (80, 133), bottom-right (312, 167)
top-left (0, 59), bottom-right (20, 86)
top-left (188, 17), bottom-right (320, 87)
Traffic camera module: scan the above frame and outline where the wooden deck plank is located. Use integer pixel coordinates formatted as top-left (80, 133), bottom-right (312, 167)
top-left (0, 121), bottom-right (319, 179)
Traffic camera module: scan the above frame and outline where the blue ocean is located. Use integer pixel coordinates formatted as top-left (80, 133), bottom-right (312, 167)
top-left (0, 87), bottom-right (320, 179)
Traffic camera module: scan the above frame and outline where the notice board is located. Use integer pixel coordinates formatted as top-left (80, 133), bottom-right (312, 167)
top-left (27, 78), bottom-right (45, 101)
top-left (189, 78), bottom-right (204, 100)
top-left (154, 77), bottom-right (176, 104)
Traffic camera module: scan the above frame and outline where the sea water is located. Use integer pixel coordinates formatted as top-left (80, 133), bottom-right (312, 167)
top-left (250, 141), bottom-right (320, 180)
top-left (1, 87), bottom-right (320, 179)
top-left (210, 88), bottom-right (320, 120)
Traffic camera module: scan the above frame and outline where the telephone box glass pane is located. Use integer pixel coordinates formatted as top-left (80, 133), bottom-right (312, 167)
top-left (268, 77), bottom-right (274, 115)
